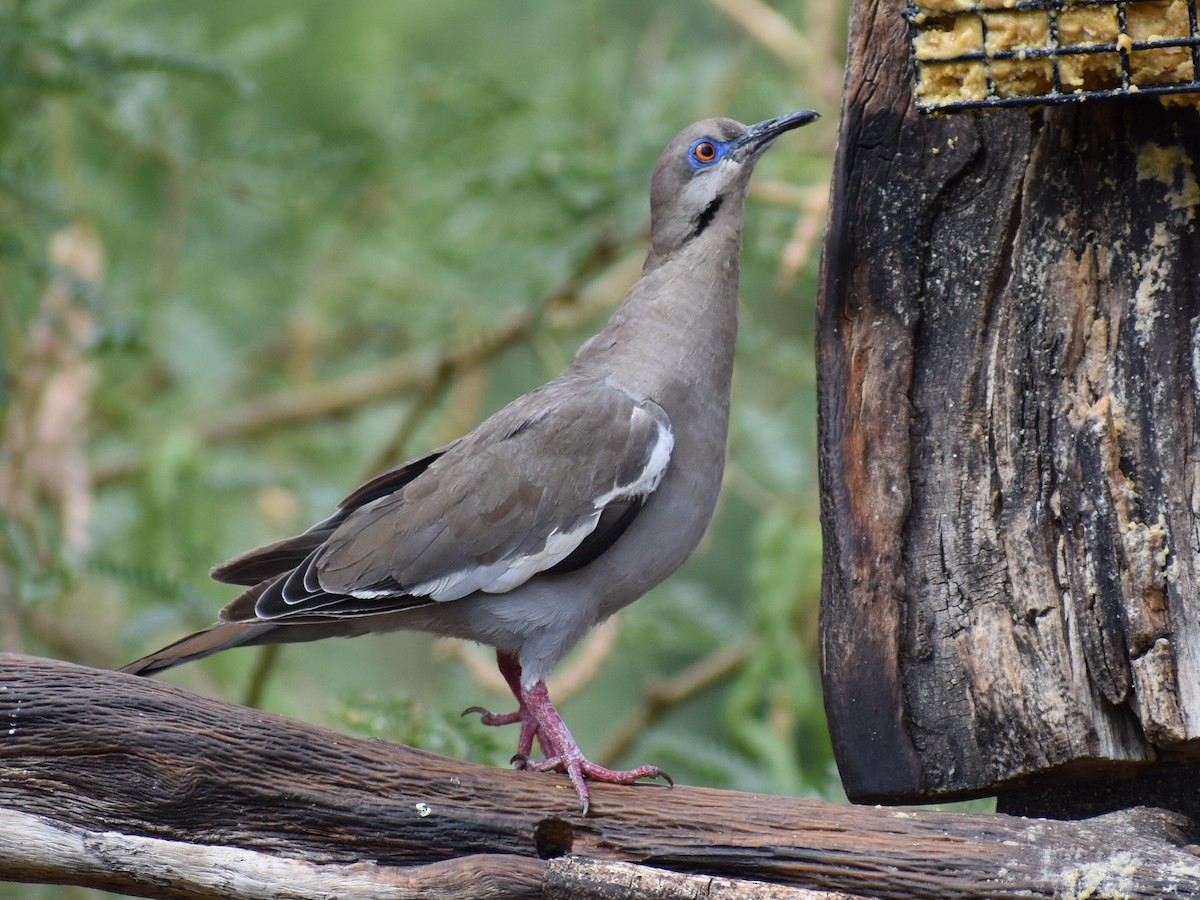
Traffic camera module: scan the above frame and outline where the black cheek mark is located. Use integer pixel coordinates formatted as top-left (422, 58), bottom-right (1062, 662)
top-left (690, 195), bottom-right (724, 238)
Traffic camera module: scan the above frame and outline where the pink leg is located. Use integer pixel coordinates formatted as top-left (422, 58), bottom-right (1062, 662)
top-left (462, 651), bottom-right (552, 758)
top-left (517, 679), bottom-right (671, 815)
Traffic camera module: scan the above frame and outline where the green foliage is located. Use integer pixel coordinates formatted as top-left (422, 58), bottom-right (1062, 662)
top-left (338, 690), bottom-right (512, 769)
top-left (0, 3), bottom-right (843, 894)
top-left (726, 510), bottom-right (829, 797)
top-left (0, 512), bottom-right (68, 613)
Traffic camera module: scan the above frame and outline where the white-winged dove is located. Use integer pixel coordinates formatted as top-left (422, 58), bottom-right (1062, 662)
top-left (122, 110), bottom-right (818, 814)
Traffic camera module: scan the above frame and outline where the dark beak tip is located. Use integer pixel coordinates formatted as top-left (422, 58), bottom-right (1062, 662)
top-left (740, 109), bottom-right (820, 150)
top-left (777, 109), bottom-right (821, 130)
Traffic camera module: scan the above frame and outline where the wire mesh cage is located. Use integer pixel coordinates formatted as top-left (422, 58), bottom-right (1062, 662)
top-left (905, 0), bottom-right (1200, 111)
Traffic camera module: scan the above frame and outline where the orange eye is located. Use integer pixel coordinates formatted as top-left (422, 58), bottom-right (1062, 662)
top-left (693, 141), bottom-right (717, 162)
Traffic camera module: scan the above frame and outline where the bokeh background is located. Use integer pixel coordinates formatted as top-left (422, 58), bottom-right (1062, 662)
top-left (1, 1), bottom-right (848, 895)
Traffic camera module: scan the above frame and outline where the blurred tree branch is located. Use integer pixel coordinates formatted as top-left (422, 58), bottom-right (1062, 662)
top-left (92, 235), bottom-right (635, 488)
top-left (440, 621), bottom-right (619, 706)
top-left (0, 223), bottom-right (106, 657)
top-left (707, 0), bottom-right (848, 112)
top-left (0, 223), bottom-right (103, 553)
top-left (596, 635), bottom-right (756, 767)
top-left (706, 0), bottom-right (813, 73)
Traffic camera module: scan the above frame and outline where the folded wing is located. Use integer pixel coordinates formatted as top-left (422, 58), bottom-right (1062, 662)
top-left (216, 376), bottom-right (673, 624)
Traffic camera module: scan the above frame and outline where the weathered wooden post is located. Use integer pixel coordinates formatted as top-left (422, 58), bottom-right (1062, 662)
top-left (818, 0), bottom-right (1200, 820)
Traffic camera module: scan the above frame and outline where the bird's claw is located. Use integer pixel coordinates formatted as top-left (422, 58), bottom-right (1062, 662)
top-left (462, 705), bottom-right (523, 727)
top-left (520, 753), bottom-right (671, 815)
top-left (467, 664), bottom-right (669, 814)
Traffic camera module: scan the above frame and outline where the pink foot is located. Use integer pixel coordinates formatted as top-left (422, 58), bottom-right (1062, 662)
top-left (464, 651), bottom-right (670, 814)
top-left (517, 680), bottom-right (671, 815)
top-left (462, 651), bottom-right (547, 758)
top-left (462, 704), bottom-right (546, 758)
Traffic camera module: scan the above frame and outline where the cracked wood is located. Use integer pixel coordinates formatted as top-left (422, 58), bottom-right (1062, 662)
top-left (0, 655), bottom-right (1197, 899)
top-left (818, 0), bottom-right (1200, 804)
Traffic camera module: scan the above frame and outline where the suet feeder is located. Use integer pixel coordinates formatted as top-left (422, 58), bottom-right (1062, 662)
top-left (905, 0), bottom-right (1200, 110)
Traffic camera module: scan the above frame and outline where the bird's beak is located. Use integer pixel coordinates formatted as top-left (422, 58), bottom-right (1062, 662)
top-left (734, 109), bottom-right (820, 157)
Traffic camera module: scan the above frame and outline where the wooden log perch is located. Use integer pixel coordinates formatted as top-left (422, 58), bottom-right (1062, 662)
top-left (1, 655), bottom-right (1198, 899)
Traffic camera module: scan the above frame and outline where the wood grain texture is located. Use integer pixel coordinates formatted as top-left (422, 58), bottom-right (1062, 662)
top-left (0, 808), bottom-right (543, 900)
top-left (542, 858), bottom-right (872, 900)
top-left (1, 655), bottom-right (1198, 899)
top-left (819, 0), bottom-right (1200, 803)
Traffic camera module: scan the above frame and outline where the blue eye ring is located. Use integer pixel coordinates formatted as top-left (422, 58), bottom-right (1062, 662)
top-left (688, 138), bottom-right (728, 170)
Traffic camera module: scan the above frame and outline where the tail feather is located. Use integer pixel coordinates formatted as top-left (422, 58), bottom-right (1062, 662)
top-left (119, 622), bottom-right (277, 676)
top-left (209, 448), bottom-right (447, 586)
top-left (210, 532), bottom-right (331, 586)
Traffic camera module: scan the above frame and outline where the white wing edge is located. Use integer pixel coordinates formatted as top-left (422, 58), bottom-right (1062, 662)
top-left (388, 405), bottom-right (675, 603)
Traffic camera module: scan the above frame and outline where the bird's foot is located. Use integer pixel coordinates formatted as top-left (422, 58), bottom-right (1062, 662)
top-left (516, 752), bottom-right (671, 815)
top-left (462, 706), bottom-right (522, 727)
top-left (461, 649), bottom-right (549, 757)
top-left (462, 704), bottom-right (544, 758)
top-left (519, 679), bottom-right (671, 815)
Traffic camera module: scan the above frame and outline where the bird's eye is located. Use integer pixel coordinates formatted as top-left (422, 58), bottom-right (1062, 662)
top-left (692, 141), bottom-right (718, 163)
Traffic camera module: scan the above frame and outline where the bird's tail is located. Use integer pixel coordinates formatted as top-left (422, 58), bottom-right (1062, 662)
top-left (119, 621), bottom-right (277, 676)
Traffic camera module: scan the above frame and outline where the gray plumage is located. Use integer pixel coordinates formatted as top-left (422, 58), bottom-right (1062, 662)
top-left (122, 110), bottom-right (818, 812)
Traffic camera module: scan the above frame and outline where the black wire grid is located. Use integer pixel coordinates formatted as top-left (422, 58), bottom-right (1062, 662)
top-left (905, 0), bottom-right (1200, 110)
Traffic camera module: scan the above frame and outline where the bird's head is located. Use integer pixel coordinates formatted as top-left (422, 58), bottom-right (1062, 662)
top-left (646, 110), bottom-right (818, 266)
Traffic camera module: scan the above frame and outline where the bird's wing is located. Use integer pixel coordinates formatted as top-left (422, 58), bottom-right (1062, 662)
top-left (250, 376), bottom-right (673, 621)
top-left (210, 446), bottom-right (452, 587)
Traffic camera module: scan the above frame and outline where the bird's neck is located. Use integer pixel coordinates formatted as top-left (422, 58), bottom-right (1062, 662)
top-left (641, 191), bottom-right (746, 274)
top-left (574, 220), bottom-right (743, 404)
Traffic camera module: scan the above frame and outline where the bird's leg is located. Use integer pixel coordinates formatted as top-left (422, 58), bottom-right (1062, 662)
top-left (517, 679), bottom-right (671, 815)
top-left (497, 651), bottom-right (549, 758)
top-left (462, 651), bottom-right (549, 758)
